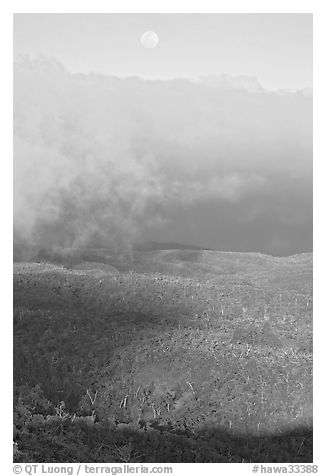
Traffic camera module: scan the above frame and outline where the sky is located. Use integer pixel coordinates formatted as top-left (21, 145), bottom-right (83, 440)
top-left (13, 14), bottom-right (312, 257)
top-left (14, 13), bottom-right (312, 90)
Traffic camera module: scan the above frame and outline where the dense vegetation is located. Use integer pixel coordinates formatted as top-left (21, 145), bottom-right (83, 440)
top-left (13, 250), bottom-right (313, 462)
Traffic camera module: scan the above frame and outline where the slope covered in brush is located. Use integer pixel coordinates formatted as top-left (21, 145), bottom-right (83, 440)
top-left (13, 251), bottom-right (312, 462)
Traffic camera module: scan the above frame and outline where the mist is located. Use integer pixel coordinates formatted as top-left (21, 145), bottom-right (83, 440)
top-left (13, 57), bottom-right (312, 259)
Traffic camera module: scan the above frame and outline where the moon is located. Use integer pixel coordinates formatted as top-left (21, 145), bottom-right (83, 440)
top-left (140, 31), bottom-right (159, 49)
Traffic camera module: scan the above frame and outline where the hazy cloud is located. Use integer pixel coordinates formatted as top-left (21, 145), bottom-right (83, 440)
top-left (13, 57), bottom-right (312, 258)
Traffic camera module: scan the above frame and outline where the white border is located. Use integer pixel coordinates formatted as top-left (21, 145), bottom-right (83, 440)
top-left (9, 1), bottom-right (316, 13)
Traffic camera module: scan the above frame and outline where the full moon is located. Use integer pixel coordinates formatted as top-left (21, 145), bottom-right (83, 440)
top-left (140, 31), bottom-right (159, 49)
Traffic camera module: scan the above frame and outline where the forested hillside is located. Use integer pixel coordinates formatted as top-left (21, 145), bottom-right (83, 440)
top-left (13, 251), bottom-right (313, 462)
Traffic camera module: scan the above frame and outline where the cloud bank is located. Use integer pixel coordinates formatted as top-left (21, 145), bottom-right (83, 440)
top-left (13, 57), bottom-right (312, 259)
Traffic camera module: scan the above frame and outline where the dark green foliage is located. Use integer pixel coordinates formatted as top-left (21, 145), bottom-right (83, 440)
top-left (13, 252), bottom-right (313, 462)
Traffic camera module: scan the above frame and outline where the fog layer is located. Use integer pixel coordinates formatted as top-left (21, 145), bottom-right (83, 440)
top-left (14, 58), bottom-right (312, 258)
